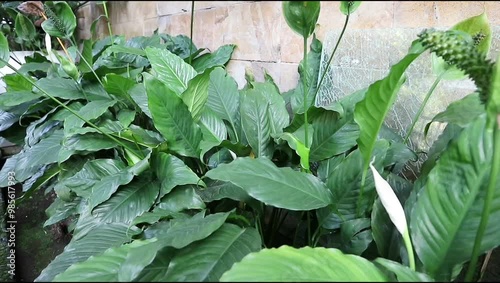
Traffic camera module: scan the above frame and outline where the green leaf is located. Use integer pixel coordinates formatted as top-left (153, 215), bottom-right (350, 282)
top-left (157, 185), bottom-right (205, 212)
top-left (205, 157), bottom-right (333, 210)
top-left (78, 39), bottom-right (94, 73)
top-left (105, 44), bottom-right (147, 57)
top-left (145, 73), bottom-right (202, 158)
top-left (64, 133), bottom-right (120, 152)
top-left (411, 115), bottom-right (500, 280)
top-left (354, 41), bottom-right (424, 172)
top-left (14, 13), bottom-right (36, 41)
top-left (294, 35), bottom-right (322, 114)
top-left (424, 93), bottom-right (484, 136)
top-left (282, 1), bottom-right (321, 38)
top-left (251, 82), bottom-right (289, 136)
top-left (310, 111), bottom-right (359, 161)
top-left (164, 223), bottom-right (261, 282)
top-left (152, 152), bottom-right (202, 198)
top-left (2, 73), bottom-right (32, 91)
top-left (339, 218), bottom-right (372, 255)
top-left (145, 211), bottom-right (231, 249)
top-left (240, 88), bottom-right (273, 158)
top-left (53, 239), bottom-right (156, 282)
top-left (133, 247), bottom-right (176, 282)
top-left (92, 178), bottom-right (159, 224)
top-left (206, 67), bottom-right (241, 142)
top-left (373, 258), bottom-right (434, 282)
top-left (129, 84), bottom-right (151, 118)
top-left (199, 108), bottom-right (228, 160)
top-left (42, 1), bottom-right (77, 39)
top-left (36, 78), bottom-right (87, 100)
top-left (340, 1), bottom-right (362, 15)
top-left (145, 47), bottom-right (197, 95)
top-left (103, 73), bottom-right (137, 97)
top-left (44, 197), bottom-right (81, 227)
top-left (35, 223), bottom-right (140, 282)
top-left (0, 91), bottom-right (42, 111)
top-left (317, 141), bottom-right (388, 229)
top-left (0, 32), bottom-right (9, 68)
top-left (192, 44), bottom-right (236, 73)
top-left (275, 126), bottom-right (311, 170)
top-left (181, 68), bottom-right (212, 121)
top-left (64, 99), bottom-right (117, 136)
top-left (220, 246), bottom-right (388, 282)
top-left (196, 179), bottom-right (252, 204)
top-left (131, 209), bottom-right (178, 226)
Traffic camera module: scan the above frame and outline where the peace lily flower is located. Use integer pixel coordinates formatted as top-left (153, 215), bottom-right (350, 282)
top-left (369, 159), bottom-right (415, 271)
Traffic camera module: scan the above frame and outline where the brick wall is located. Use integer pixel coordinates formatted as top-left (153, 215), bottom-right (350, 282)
top-left (77, 1), bottom-right (499, 91)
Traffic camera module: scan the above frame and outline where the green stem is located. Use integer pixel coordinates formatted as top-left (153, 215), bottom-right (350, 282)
top-left (303, 35), bottom-right (309, 153)
top-left (189, 1), bottom-right (195, 65)
top-left (102, 0), bottom-right (114, 56)
top-left (310, 14), bottom-right (350, 104)
top-left (356, 166), bottom-right (368, 217)
top-left (464, 118), bottom-right (500, 282)
top-left (0, 59), bottom-right (144, 159)
top-left (403, 229), bottom-right (416, 271)
top-left (404, 70), bottom-right (446, 144)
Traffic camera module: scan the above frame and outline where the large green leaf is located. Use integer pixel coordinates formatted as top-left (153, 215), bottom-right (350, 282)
top-left (220, 246), bottom-right (388, 282)
top-left (145, 47), bottom-right (197, 95)
top-left (206, 67), bottom-right (240, 142)
top-left (250, 81), bottom-right (289, 136)
top-left (157, 185), bottom-right (205, 212)
top-left (181, 68), bottom-right (212, 121)
top-left (42, 1), bottom-right (77, 39)
top-left (35, 223), bottom-right (140, 282)
top-left (293, 35), bottom-right (322, 114)
top-left (0, 32), bottom-right (9, 68)
top-left (205, 157), bottom-right (333, 210)
top-left (129, 84), bottom-right (151, 118)
top-left (145, 73), bottom-right (202, 157)
top-left (199, 108), bottom-right (228, 160)
top-left (339, 218), bottom-right (372, 255)
top-left (240, 88), bottom-right (273, 158)
top-left (373, 258), bottom-right (434, 282)
top-left (2, 73), bottom-right (33, 91)
top-left (354, 41), bottom-right (424, 172)
top-left (192, 44), bottom-right (236, 73)
top-left (133, 247), bottom-right (176, 282)
top-left (310, 111), bottom-right (359, 161)
top-left (15, 13), bottom-right (36, 42)
top-left (411, 114), bottom-right (500, 280)
top-left (0, 91), bottom-right (43, 111)
top-left (317, 141), bottom-right (388, 229)
top-left (145, 211), bottom-right (231, 249)
top-left (36, 78), bottom-right (87, 100)
top-left (53, 239), bottom-right (156, 282)
top-left (63, 99), bottom-right (117, 136)
top-left (92, 178), bottom-right (159, 224)
top-left (164, 223), bottom-right (261, 282)
top-left (274, 124), bottom-right (311, 170)
top-left (424, 93), bottom-right (484, 136)
top-left (64, 133), bottom-right (120, 152)
top-left (152, 152), bottom-right (201, 198)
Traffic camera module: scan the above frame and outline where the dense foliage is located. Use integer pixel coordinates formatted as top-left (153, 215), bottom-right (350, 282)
top-left (0, 1), bottom-right (499, 282)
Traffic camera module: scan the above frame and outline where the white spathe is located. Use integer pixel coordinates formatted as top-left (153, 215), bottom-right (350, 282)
top-left (369, 160), bottom-right (408, 236)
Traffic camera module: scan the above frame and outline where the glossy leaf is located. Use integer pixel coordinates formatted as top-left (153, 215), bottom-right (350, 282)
top-left (339, 218), bottom-right (372, 255)
top-left (152, 152), bottom-right (201, 198)
top-left (0, 32), bottom-right (8, 68)
top-left (275, 125), bottom-right (311, 170)
top-left (35, 223), bottom-right (140, 282)
top-left (240, 87), bottom-right (273, 158)
top-left (157, 185), bottom-right (206, 212)
top-left (15, 13), bottom-right (36, 41)
top-left (145, 73), bottom-right (202, 157)
top-left (64, 99), bottom-right (117, 136)
top-left (411, 115), bottom-right (500, 280)
top-left (199, 108), bottom-right (228, 160)
top-left (354, 41), bottom-right (424, 173)
top-left (35, 78), bottom-right (86, 100)
top-left (41, 1), bottom-right (77, 39)
top-left (181, 68), bottom-right (212, 121)
top-left (220, 246), bottom-right (388, 282)
top-left (164, 223), bottom-right (261, 282)
top-left (310, 111), bottom-right (359, 161)
top-left (206, 67), bottom-right (240, 142)
top-left (145, 47), bottom-right (197, 95)
top-left (53, 239), bottom-right (156, 282)
top-left (205, 157), bottom-right (333, 210)
top-left (0, 91), bottom-right (43, 111)
top-left (192, 44), bottom-right (236, 73)
top-left (129, 84), bottom-right (151, 118)
top-left (373, 258), bottom-right (434, 282)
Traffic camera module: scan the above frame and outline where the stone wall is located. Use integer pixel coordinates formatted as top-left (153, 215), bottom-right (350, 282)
top-left (77, 1), bottom-right (500, 92)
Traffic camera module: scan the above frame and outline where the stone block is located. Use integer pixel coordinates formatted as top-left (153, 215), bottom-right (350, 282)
top-left (435, 1), bottom-right (486, 27)
top-left (394, 1), bottom-right (437, 28)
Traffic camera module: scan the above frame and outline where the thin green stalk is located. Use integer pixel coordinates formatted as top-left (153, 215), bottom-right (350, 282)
top-left (404, 70), bottom-right (446, 144)
top-left (403, 230), bottom-right (416, 271)
top-left (356, 167), bottom-right (368, 217)
top-left (303, 35), bottom-right (309, 152)
top-left (310, 14), bottom-right (350, 103)
top-left (0, 59), bottom-right (144, 159)
top-left (465, 118), bottom-right (500, 282)
top-left (102, 1), bottom-right (114, 57)
top-left (69, 37), bottom-right (107, 89)
top-left (189, 1), bottom-right (195, 65)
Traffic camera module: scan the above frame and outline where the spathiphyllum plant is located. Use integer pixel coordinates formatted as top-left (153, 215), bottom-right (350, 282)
top-left (0, 1), bottom-right (499, 282)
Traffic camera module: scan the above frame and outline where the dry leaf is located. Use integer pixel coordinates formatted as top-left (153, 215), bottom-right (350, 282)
top-left (17, 1), bottom-right (45, 17)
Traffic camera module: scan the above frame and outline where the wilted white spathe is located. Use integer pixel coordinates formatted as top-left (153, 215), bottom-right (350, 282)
top-left (369, 159), bottom-right (408, 236)
top-left (45, 33), bottom-right (58, 63)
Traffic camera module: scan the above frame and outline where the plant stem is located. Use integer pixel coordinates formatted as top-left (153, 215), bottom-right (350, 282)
top-left (310, 14), bottom-right (350, 104)
top-left (403, 230), bottom-right (416, 271)
top-left (303, 35), bottom-right (309, 152)
top-left (404, 70), bottom-right (446, 144)
top-left (189, 1), bottom-right (195, 65)
top-left (0, 59), bottom-right (144, 159)
top-left (464, 118), bottom-right (500, 282)
top-left (356, 167), bottom-right (368, 217)
top-left (102, 1), bottom-right (113, 39)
